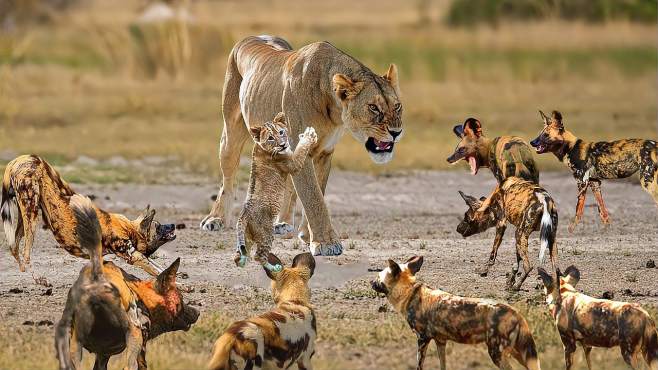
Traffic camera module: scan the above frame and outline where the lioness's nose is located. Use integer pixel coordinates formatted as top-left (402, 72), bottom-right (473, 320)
top-left (389, 130), bottom-right (401, 139)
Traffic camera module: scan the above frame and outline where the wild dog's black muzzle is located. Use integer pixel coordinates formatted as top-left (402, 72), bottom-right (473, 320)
top-left (530, 137), bottom-right (541, 148)
top-left (370, 280), bottom-right (388, 295)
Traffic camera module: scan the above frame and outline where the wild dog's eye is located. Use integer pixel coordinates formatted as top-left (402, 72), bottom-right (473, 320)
top-left (394, 103), bottom-right (402, 112)
top-left (368, 104), bottom-right (380, 114)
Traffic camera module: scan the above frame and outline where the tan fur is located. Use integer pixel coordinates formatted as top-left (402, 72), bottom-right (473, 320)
top-left (234, 113), bottom-right (317, 269)
top-left (1, 155), bottom-right (175, 281)
top-left (208, 253), bottom-right (316, 370)
top-left (200, 35), bottom-right (403, 257)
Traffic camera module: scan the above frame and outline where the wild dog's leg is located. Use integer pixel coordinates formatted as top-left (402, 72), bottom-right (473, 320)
top-left (296, 350), bottom-right (314, 370)
top-left (561, 335), bottom-right (577, 370)
top-left (415, 337), bottom-right (431, 370)
top-left (15, 185), bottom-right (39, 273)
top-left (201, 51), bottom-right (250, 232)
top-left (274, 176), bottom-right (297, 238)
top-left (435, 340), bottom-right (447, 370)
top-left (93, 355), bottom-right (110, 370)
top-left (69, 330), bottom-right (82, 370)
top-left (512, 223), bottom-right (532, 291)
top-left (55, 297), bottom-right (75, 370)
top-left (478, 224), bottom-right (506, 277)
top-left (620, 346), bottom-right (643, 370)
top-left (581, 343), bottom-right (593, 370)
top-left (506, 251), bottom-right (522, 290)
top-left (486, 337), bottom-right (512, 369)
top-left (122, 324), bottom-right (143, 370)
top-left (590, 180), bottom-right (610, 225)
top-left (569, 181), bottom-right (588, 233)
top-left (137, 346), bottom-right (147, 370)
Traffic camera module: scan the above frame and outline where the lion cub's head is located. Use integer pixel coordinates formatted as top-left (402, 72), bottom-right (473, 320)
top-left (332, 64), bottom-right (403, 164)
top-left (250, 112), bottom-right (291, 156)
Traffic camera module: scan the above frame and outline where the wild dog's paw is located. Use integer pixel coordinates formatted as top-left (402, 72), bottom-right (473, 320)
top-left (200, 216), bottom-right (224, 232)
top-left (299, 127), bottom-right (317, 145)
top-left (309, 240), bottom-right (343, 256)
top-left (273, 222), bottom-right (295, 237)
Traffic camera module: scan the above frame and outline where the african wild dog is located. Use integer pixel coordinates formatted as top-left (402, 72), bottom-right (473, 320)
top-left (531, 110), bottom-right (658, 231)
top-left (457, 176), bottom-right (558, 290)
top-left (1, 155), bottom-right (175, 284)
top-left (208, 253), bottom-right (316, 370)
top-left (538, 266), bottom-right (658, 370)
top-left (371, 256), bottom-right (540, 370)
top-left (447, 117), bottom-right (539, 184)
top-left (55, 195), bottom-right (198, 370)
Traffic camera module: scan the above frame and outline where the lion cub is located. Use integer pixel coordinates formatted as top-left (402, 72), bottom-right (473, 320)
top-left (235, 112), bottom-right (317, 272)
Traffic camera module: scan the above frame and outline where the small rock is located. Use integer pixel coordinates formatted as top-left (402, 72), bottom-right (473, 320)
top-left (22, 320), bottom-right (34, 326)
top-left (87, 194), bottom-right (97, 201)
top-left (104, 195), bottom-right (111, 200)
top-left (210, 194), bottom-right (218, 201)
top-left (646, 260), bottom-right (656, 268)
top-left (179, 272), bottom-right (189, 279)
top-left (199, 288), bottom-right (207, 293)
top-left (37, 320), bottom-right (53, 326)
top-left (9, 288), bottom-right (23, 294)
top-left (189, 300), bottom-right (203, 307)
top-left (377, 305), bottom-right (388, 313)
top-left (42, 288), bottom-right (53, 296)
top-left (600, 291), bottom-right (614, 299)
top-left (622, 288), bottom-right (633, 296)
top-left (176, 223), bottom-right (186, 230)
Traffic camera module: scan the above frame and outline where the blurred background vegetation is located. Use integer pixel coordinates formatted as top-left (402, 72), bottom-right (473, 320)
top-left (0, 0), bottom-right (656, 180)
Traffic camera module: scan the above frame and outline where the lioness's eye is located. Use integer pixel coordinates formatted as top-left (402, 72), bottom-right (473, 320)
top-left (268, 136), bottom-right (274, 141)
top-left (368, 104), bottom-right (379, 114)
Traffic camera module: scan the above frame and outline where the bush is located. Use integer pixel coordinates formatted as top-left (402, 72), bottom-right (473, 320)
top-left (446, 0), bottom-right (658, 27)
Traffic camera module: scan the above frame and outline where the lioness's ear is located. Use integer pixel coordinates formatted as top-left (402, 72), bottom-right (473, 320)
top-left (273, 112), bottom-right (286, 124)
top-left (387, 259), bottom-right (401, 277)
top-left (292, 252), bottom-right (316, 278)
top-left (383, 64), bottom-right (399, 90)
top-left (264, 253), bottom-right (284, 280)
top-left (249, 126), bottom-right (262, 141)
top-left (333, 74), bottom-right (364, 101)
top-left (406, 256), bottom-right (423, 275)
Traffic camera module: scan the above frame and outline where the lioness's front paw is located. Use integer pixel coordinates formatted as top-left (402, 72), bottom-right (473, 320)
top-left (309, 240), bottom-right (343, 256)
top-left (273, 222), bottom-right (295, 236)
top-left (200, 216), bottom-right (225, 232)
top-left (299, 127), bottom-right (317, 145)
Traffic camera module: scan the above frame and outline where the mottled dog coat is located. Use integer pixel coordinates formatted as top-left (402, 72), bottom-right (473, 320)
top-left (54, 195), bottom-right (198, 370)
top-left (209, 253), bottom-right (317, 370)
top-left (531, 110), bottom-right (658, 231)
top-left (457, 176), bottom-right (558, 290)
top-left (539, 266), bottom-right (658, 370)
top-left (371, 256), bottom-right (540, 370)
top-left (1, 155), bottom-right (175, 281)
top-left (235, 113), bottom-right (317, 271)
top-left (447, 117), bottom-right (539, 184)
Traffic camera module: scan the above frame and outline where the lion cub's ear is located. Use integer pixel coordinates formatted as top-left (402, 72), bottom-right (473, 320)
top-left (249, 126), bottom-right (262, 141)
top-left (332, 74), bottom-right (364, 101)
top-left (383, 64), bottom-right (399, 90)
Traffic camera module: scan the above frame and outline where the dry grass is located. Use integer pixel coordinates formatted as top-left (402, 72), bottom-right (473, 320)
top-left (0, 0), bottom-right (655, 179)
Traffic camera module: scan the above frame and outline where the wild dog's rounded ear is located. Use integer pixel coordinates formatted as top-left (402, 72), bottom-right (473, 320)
top-left (264, 253), bottom-right (284, 280)
top-left (273, 112), bottom-right (286, 124)
top-left (458, 191), bottom-right (481, 210)
top-left (539, 110), bottom-right (550, 125)
top-left (562, 265), bottom-right (580, 286)
top-left (138, 206), bottom-right (156, 234)
top-left (462, 118), bottom-right (482, 138)
top-left (332, 74), bottom-right (364, 101)
top-left (382, 64), bottom-right (399, 90)
top-left (292, 252), bottom-right (316, 278)
top-left (537, 267), bottom-right (554, 292)
top-left (405, 256), bottom-right (423, 275)
top-left (387, 259), bottom-right (401, 277)
top-left (551, 110), bottom-right (564, 129)
top-left (249, 126), bottom-right (262, 141)
top-left (452, 124), bottom-right (464, 139)
top-left (156, 257), bottom-right (180, 293)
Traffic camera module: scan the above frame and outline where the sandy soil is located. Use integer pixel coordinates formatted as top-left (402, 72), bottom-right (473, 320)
top-left (1, 170), bottom-right (657, 369)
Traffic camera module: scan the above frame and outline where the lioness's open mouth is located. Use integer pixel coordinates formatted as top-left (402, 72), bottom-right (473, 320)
top-left (365, 137), bottom-right (394, 154)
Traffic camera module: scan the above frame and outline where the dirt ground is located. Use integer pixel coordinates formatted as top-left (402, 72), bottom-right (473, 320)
top-left (1, 170), bottom-right (657, 369)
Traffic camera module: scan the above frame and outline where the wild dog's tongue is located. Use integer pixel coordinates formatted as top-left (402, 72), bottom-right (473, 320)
top-left (468, 156), bottom-right (478, 175)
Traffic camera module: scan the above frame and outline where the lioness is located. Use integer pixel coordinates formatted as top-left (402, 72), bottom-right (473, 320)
top-left (200, 35), bottom-right (403, 256)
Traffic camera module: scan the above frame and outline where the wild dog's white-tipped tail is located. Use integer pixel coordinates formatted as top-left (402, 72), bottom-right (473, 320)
top-left (70, 194), bottom-right (103, 280)
top-left (536, 192), bottom-right (554, 265)
top-left (1, 183), bottom-right (19, 247)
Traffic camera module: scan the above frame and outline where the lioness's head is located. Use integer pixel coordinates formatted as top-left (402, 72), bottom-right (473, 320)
top-left (332, 64), bottom-right (403, 164)
top-left (250, 112), bottom-right (291, 156)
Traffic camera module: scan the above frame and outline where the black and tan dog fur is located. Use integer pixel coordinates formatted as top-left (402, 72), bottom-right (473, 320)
top-left (457, 176), bottom-right (558, 290)
top-left (447, 117), bottom-right (539, 184)
top-left (531, 110), bottom-right (658, 231)
top-left (54, 195), bottom-right (198, 370)
top-left (1, 155), bottom-right (176, 281)
top-left (208, 253), bottom-right (317, 370)
top-left (538, 266), bottom-right (658, 370)
top-left (371, 256), bottom-right (540, 370)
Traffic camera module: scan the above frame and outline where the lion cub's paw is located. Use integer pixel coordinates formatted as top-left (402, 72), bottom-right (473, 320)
top-left (299, 127), bottom-right (317, 145)
top-left (309, 240), bottom-right (343, 256)
top-left (234, 252), bottom-right (248, 268)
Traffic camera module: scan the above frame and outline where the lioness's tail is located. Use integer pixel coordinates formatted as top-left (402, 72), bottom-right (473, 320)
top-left (1, 166), bottom-right (20, 248)
top-left (70, 194), bottom-right (103, 280)
top-left (536, 191), bottom-right (558, 267)
top-left (208, 333), bottom-right (237, 370)
top-left (516, 315), bottom-right (541, 370)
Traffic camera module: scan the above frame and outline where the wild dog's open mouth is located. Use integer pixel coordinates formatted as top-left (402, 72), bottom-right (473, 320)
top-left (163, 231), bottom-right (176, 241)
top-left (467, 155), bottom-right (479, 175)
top-left (366, 137), bottom-right (394, 153)
top-left (533, 144), bottom-right (547, 154)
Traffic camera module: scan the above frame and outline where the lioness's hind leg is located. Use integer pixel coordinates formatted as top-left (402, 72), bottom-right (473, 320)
top-left (201, 50), bottom-right (249, 232)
